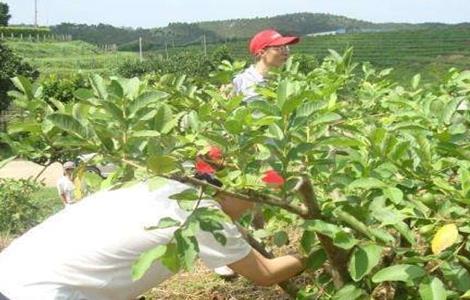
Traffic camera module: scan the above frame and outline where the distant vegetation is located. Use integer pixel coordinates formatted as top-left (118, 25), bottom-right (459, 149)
top-left (149, 26), bottom-right (470, 84)
top-left (5, 40), bottom-right (137, 77)
top-left (48, 13), bottom-right (462, 51)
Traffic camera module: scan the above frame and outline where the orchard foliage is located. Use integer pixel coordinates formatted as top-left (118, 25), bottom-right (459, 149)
top-left (0, 42), bottom-right (38, 112)
top-left (2, 49), bottom-right (470, 299)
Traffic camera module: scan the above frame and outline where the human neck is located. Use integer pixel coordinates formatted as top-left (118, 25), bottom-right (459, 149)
top-left (254, 61), bottom-right (270, 77)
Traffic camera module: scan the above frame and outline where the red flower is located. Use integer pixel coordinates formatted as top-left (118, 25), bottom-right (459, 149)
top-left (195, 158), bottom-right (215, 175)
top-left (208, 146), bottom-right (223, 160)
top-left (262, 170), bottom-right (285, 187)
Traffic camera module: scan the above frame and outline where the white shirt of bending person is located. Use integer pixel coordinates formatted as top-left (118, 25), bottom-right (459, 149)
top-left (232, 65), bottom-right (265, 103)
top-left (57, 174), bottom-right (75, 205)
top-left (0, 179), bottom-right (251, 300)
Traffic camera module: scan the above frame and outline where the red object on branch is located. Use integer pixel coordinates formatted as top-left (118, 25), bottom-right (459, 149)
top-left (208, 146), bottom-right (223, 160)
top-left (262, 170), bottom-right (285, 186)
top-left (195, 158), bottom-right (215, 175)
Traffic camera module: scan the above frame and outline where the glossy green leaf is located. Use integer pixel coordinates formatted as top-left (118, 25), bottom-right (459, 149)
top-left (348, 244), bottom-right (383, 281)
top-left (419, 277), bottom-right (447, 300)
top-left (372, 264), bottom-right (426, 283)
top-left (132, 245), bottom-right (167, 281)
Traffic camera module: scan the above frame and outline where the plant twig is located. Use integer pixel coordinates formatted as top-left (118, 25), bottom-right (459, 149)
top-left (296, 176), bottom-right (350, 288)
top-left (171, 174), bottom-right (310, 218)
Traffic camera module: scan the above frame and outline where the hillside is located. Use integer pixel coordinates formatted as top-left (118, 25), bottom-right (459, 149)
top-left (150, 26), bottom-right (470, 84)
top-left (47, 12), bottom-right (461, 51)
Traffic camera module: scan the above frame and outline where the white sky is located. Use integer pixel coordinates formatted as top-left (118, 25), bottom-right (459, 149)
top-left (4, 0), bottom-right (470, 28)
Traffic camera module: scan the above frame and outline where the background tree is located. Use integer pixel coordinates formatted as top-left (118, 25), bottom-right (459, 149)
top-left (0, 42), bottom-right (38, 113)
top-left (0, 2), bottom-right (11, 26)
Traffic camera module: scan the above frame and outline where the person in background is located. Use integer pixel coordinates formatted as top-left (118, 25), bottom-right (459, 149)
top-left (232, 29), bottom-right (300, 103)
top-left (57, 161), bottom-right (76, 206)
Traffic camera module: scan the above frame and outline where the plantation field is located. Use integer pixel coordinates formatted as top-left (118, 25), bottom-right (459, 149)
top-left (6, 40), bottom-right (138, 77)
top-left (152, 27), bottom-right (470, 84)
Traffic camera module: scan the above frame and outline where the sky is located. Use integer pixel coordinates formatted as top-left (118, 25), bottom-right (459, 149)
top-left (5, 0), bottom-right (470, 28)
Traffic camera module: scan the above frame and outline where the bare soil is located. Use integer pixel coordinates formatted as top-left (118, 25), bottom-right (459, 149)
top-left (0, 159), bottom-right (63, 187)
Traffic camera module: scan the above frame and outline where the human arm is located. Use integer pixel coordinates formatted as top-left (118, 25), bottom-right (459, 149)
top-left (228, 248), bottom-right (305, 286)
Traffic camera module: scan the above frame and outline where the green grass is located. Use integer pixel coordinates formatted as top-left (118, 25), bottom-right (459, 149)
top-left (31, 187), bottom-right (63, 221)
top-left (6, 40), bottom-right (138, 77)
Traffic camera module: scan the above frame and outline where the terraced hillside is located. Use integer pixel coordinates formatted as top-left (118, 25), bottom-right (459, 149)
top-left (153, 26), bottom-right (470, 84)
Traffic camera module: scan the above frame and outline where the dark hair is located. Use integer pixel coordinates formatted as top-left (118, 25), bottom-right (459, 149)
top-left (194, 172), bottom-right (223, 188)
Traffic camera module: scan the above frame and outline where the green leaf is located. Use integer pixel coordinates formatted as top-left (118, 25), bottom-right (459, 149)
top-left (169, 188), bottom-right (200, 201)
top-left (147, 155), bottom-right (178, 175)
top-left (7, 121), bottom-right (42, 134)
top-left (132, 245), bottom-right (167, 281)
top-left (277, 79), bottom-right (291, 109)
top-left (372, 264), bottom-right (426, 283)
top-left (11, 76), bottom-right (33, 99)
top-left (419, 277), bottom-right (447, 300)
top-left (129, 91), bottom-right (168, 116)
top-left (224, 119), bottom-right (243, 134)
top-left (394, 221), bottom-right (416, 245)
top-left (90, 74), bottom-right (108, 100)
top-left (267, 124), bottom-right (284, 140)
top-left (459, 165), bottom-right (470, 198)
top-left (311, 112), bottom-right (342, 127)
top-left (306, 248), bottom-right (327, 270)
top-left (304, 220), bottom-right (357, 249)
top-left (383, 187), bottom-right (404, 204)
top-left (47, 113), bottom-right (90, 139)
top-left (348, 178), bottom-right (387, 190)
top-left (442, 97), bottom-right (465, 125)
top-left (348, 244), bottom-right (383, 281)
top-left (147, 217), bottom-right (181, 230)
top-left (301, 230), bottom-right (316, 253)
top-left (332, 284), bottom-right (366, 300)
top-left (273, 231), bottom-right (289, 247)
top-left (281, 95), bottom-right (303, 116)
top-left (48, 98), bottom-right (66, 112)
top-left (101, 101), bottom-right (126, 126)
top-left (161, 243), bottom-right (181, 273)
top-left (153, 104), bottom-right (174, 133)
top-left (334, 231), bottom-right (359, 249)
top-left (130, 130), bottom-right (161, 138)
top-left (175, 229), bottom-right (199, 271)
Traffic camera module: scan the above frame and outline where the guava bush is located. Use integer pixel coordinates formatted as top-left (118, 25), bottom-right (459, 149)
top-left (2, 49), bottom-right (470, 299)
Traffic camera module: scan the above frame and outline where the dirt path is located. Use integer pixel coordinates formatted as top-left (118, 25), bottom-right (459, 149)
top-left (0, 159), bottom-right (63, 187)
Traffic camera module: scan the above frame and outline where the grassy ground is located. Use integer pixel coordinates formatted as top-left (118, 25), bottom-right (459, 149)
top-left (6, 40), bottom-right (138, 77)
top-left (31, 186), bottom-right (63, 221)
top-left (145, 261), bottom-right (292, 300)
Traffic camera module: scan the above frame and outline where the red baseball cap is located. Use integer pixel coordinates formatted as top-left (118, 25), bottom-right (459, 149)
top-left (249, 29), bottom-right (300, 55)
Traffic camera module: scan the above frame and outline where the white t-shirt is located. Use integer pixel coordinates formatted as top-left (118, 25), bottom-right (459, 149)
top-left (232, 65), bottom-right (265, 103)
top-left (57, 175), bottom-right (75, 204)
top-left (0, 179), bottom-right (251, 300)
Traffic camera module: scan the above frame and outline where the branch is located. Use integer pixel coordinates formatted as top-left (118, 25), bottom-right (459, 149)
top-left (296, 176), bottom-right (350, 288)
top-left (121, 158), bottom-right (310, 217)
top-left (171, 175), bottom-right (310, 218)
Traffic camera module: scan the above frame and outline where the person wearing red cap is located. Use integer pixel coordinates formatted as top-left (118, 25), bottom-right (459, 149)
top-left (233, 29), bottom-right (299, 103)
